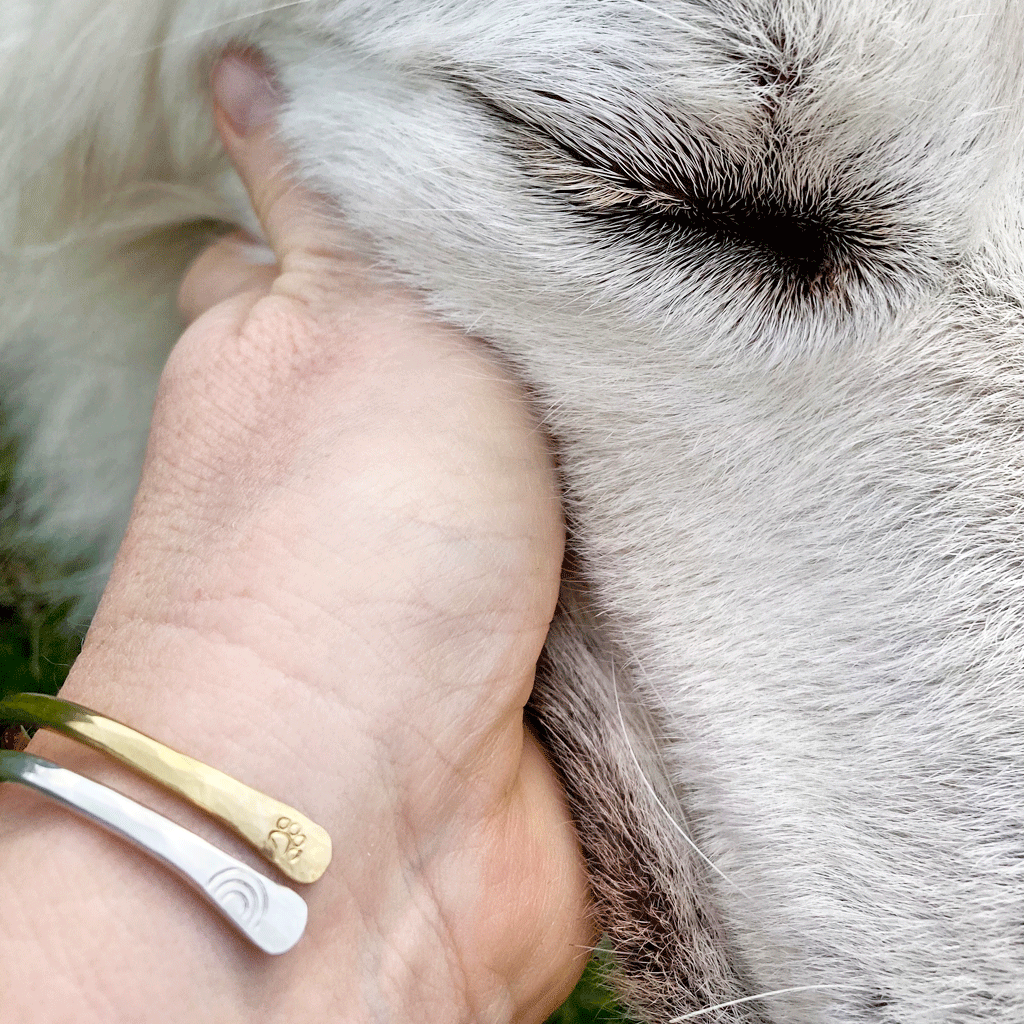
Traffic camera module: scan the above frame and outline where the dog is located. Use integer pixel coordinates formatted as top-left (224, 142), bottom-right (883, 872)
top-left (3, 1), bottom-right (1024, 1020)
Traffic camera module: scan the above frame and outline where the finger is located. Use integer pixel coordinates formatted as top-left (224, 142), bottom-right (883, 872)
top-left (177, 231), bottom-right (278, 323)
top-left (211, 50), bottom-right (335, 261)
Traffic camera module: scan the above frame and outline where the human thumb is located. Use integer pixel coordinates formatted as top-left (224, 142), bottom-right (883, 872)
top-left (211, 50), bottom-right (335, 261)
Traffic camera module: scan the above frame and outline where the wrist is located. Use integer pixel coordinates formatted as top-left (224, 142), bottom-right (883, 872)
top-left (1, 614), bottom-right (587, 1024)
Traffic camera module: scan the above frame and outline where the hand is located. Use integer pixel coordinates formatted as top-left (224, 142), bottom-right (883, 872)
top-left (2, 50), bottom-right (592, 1024)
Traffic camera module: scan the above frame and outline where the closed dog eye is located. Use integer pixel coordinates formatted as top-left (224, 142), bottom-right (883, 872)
top-left (460, 81), bottom-right (935, 314)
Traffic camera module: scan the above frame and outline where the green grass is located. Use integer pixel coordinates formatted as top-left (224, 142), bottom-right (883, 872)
top-left (0, 434), bottom-right (84, 701)
top-left (548, 950), bottom-right (633, 1024)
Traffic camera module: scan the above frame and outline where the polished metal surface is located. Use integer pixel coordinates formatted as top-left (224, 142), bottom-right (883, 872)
top-left (0, 749), bottom-right (308, 954)
top-left (0, 693), bottom-right (331, 883)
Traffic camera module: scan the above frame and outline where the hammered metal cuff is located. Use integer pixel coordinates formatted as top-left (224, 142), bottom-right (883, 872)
top-left (0, 749), bottom-right (308, 954)
top-left (0, 693), bottom-right (332, 884)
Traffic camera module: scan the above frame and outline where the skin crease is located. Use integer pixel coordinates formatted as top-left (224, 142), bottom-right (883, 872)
top-left (0, 52), bottom-right (593, 1024)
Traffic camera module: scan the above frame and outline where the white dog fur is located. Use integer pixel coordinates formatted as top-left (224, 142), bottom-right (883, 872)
top-left (3, 1), bottom-right (1024, 1020)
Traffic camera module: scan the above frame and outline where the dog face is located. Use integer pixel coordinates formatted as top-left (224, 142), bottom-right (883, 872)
top-left (4, 1), bottom-right (1024, 1020)
top-left (262, 6), bottom-right (1024, 1018)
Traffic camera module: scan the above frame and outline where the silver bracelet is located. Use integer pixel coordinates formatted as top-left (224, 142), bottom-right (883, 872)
top-left (0, 749), bottom-right (308, 955)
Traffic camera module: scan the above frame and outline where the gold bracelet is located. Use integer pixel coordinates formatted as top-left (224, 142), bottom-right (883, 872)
top-left (0, 693), bottom-right (331, 884)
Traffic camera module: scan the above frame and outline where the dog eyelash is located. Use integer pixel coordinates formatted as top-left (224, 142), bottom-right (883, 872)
top-left (528, 140), bottom-right (846, 277)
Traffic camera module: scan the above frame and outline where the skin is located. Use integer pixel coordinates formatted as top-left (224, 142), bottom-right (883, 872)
top-left (0, 52), bottom-right (592, 1023)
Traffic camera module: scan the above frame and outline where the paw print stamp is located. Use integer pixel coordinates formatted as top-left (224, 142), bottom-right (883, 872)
top-left (268, 816), bottom-right (306, 863)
